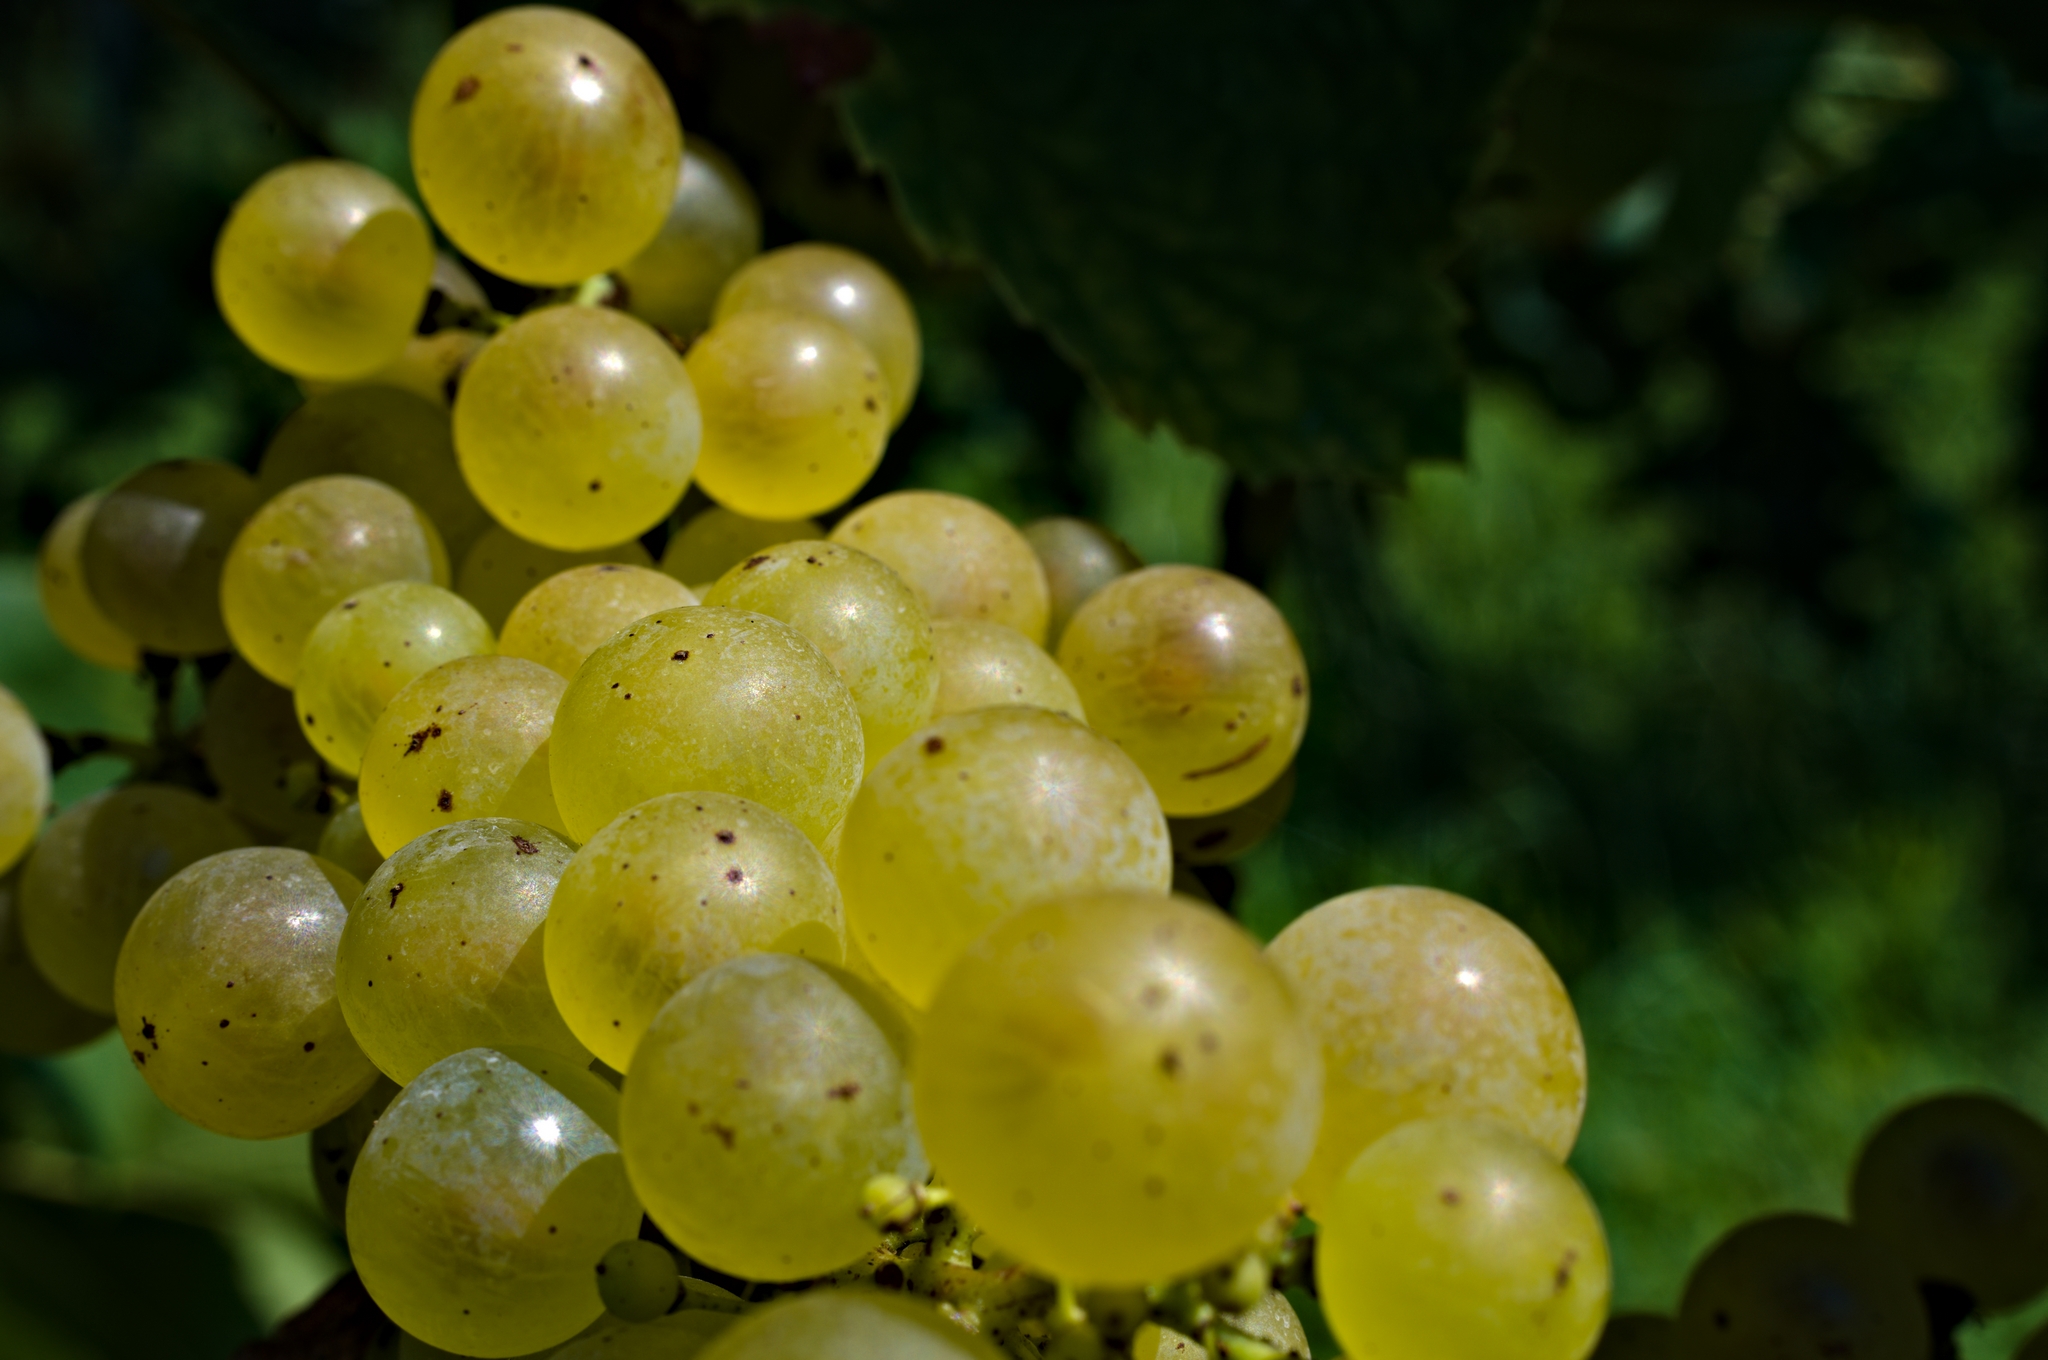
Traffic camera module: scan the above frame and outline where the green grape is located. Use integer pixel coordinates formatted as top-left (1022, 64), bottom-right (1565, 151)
top-left (1023, 516), bottom-right (1141, 649)
top-left (456, 305), bottom-right (702, 551)
top-left (339, 819), bottom-right (589, 1082)
top-left (916, 892), bottom-right (1320, 1286)
top-left (1589, 1313), bottom-right (1677, 1358)
top-left (1226, 1292), bottom-right (1309, 1356)
top-left (701, 540), bottom-right (938, 772)
top-left (840, 928), bottom-right (923, 1033)
top-left (501, 564), bottom-right (698, 679)
top-left (459, 525), bottom-right (655, 631)
top-left (547, 791), bottom-right (844, 1071)
top-left (1674, 1214), bottom-right (1927, 1359)
top-left (0, 866), bottom-right (109, 1056)
top-left (358, 656), bottom-right (570, 857)
top-left (349, 1046), bottom-right (643, 1356)
top-left (204, 658), bottom-right (348, 842)
top-left (1057, 566), bottom-right (1307, 818)
top-left (684, 309), bottom-right (890, 520)
top-left (830, 492), bottom-right (1050, 644)
top-left (318, 801), bottom-right (386, 884)
top-left (1265, 885), bottom-right (1587, 1211)
top-left (1168, 763), bottom-right (1294, 866)
top-left (21, 785), bottom-right (253, 1013)
top-left (660, 506), bottom-right (821, 591)
top-left (310, 1073), bottom-right (401, 1226)
top-left (594, 1239), bottom-right (679, 1323)
top-left (618, 138), bottom-right (762, 339)
top-left (550, 606), bottom-right (863, 845)
top-left (83, 460), bottom-right (264, 656)
top-left (1317, 1117), bottom-right (1610, 1360)
top-left (411, 8), bottom-right (680, 285)
top-left (1849, 1091), bottom-right (2048, 1311)
top-left (714, 244), bottom-right (920, 425)
top-left (554, 1310), bottom-right (735, 1360)
top-left (37, 494), bottom-right (140, 672)
top-left (294, 581), bottom-right (495, 777)
top-left (930, 618), bottom-right (1083, 723)
top-left (837, 706), bottom-right (1171, 1007)
top-left (0, 683), bottom-right (49, 878)
top-left (214, 159), bottom-right (434, 380)
top-left (114, 847), bottom-right (377, 1138)
top-left (697, 1279), bottom-right (1002, 1360)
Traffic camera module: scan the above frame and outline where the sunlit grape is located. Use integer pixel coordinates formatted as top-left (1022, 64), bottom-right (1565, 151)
top-left (500, 564), bottom-right (697, 679)
top-left (1674, 1214), bottom-right (1928, 1359)
top-left (1168, 763), bottom-right (1293, 866)
top-left (1023, 516), bottom-right (1141, 648)
top-left (83, 460), bottom-right (263, 656)
top-left (36, 494), bottom-right (139, 672)
top-left (594, 1239), bottom-right (679, 1323)
top-left (618, 138), bottom-right (762, 339)
top-left (0, 865), bottom-right (108, 1056)
top-left (930, 618), bottom-right (1084, 722)
top-left (695, 1284), bottom-right (1003, 1360)
top-left (714, 244), bottom-right (920, 424)
top-left (0, 683), bottom-right (49, 878)
top-left (317, 802), bottom-right (386, 884)
top-left (458, 525), bottom-right (655, 631)
top-left (204, 658), bottom-right (347, 842)
top-left (660, 506), bottom-right (821, 590)
top-left (310, 1074), bottom-right (401, 1226)
top-left (830, 491), bottom-right (1050, 644)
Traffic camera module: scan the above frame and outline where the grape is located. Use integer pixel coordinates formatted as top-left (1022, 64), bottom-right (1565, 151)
top-left (1316, 1117), bottom-right (1610, 1360)
top-left (1264, 886), bottom-right (1587, 1210)
top-left (837, 706), bottom-right (1171, 1006)
top-left (213, 159), bottom-right (434, 379)
top-left (1849, 1091), bottom-right (2048, 1310)
top-left (1168, 763), bottom-right (1294, 866)
top-left (459, 525), bottom-right (656, 631)
top-left (1023, 516), bottom-right (1141, 648)
top-left (501, 564), bottom-right (698, 679)
top-left (696, 1288), bottom-right (1003, 1360)
top-left (594, 1239), bottom-right (678, 1323)
top-left (830, 491), bottom-right (1050, 644)
top-left (684, 309), bottom-right (890, 519)
top-left (83, 460), bottom-right (263, 656)
top-left (113, 847), bottom-right (377, 1138)
top-left (916, 892), bottom-right (1321, 1286)
top-left (36, 494), bottom-right (140, 672)
top-left (546, 791), bottom-right (844, 1072)
top-left (1057, 566), bottom-right (1307, 817)
top-left (0, 683), bottom-right (49, 878)
top-left (310, 1073), bottom-right (401, 1226)
top-left (701, 540), bottom-right (938, 771)
top-left (618, 138), bottom-right (762, 339)
top-left (840, 928), bottom-right (923, 1031)
top-left (358, 656), bottom-right (570, 857)
top-left (1226, 1292), bottom-right (1310, 1356)
top-left (21, 785), bottom-right (253, 1013)
top-left (550, 606), bottom-right (863, 846)
top-left (554, 1311), bottom-right (735, 1360)
top-left (348, 1046), bottom-right (643, 1356)
top-left (317, 802), bottom-right (386, 884)
top-left (661, 506), bottom-right (822, 590)
top-left (930, 618), bottom-right (1084, 723)
top-left (1589, 1313), bottom-right (1677, 1358)
top-left (713, 244), bottom-right (920, 424)
top-left (339, 819), bottom-right (590, 1082)
top-left (0, 866), bottom-right (109, 1056)
top-left (1674, 1214), bottom-right (1928, 1359)
top-left (294, 581), bottom-right (496, 777)
top-left (203, 658), bottom-right (348, 842)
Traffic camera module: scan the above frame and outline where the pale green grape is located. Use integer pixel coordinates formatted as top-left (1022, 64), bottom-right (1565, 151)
top-left (21, 785), bottom-right (253, 1013)
top-left (547, 791), bottom-right (843, 1071)
top-left (660, 506), bottom-right (820, 591)
top-left (83, 460), bottom-right (264, 656)
top-left (594, 1239), bottom-right (679, 1323)
top-left (837, 706), bottom-right (1170, 1007)
top-left (214, 159), bottom-right (434, 380)
top-left (830, 491), bottom-right (1050, 644)
top-left (0, 866), bottom-right (108, 1056)
top-left (37, 494), bottom-right (140, 672)
top-left (358, 656), bottom-right (570, 857)
top-left (455, 305), bottom-right (701, 551)
top-left (1057, 566), bottom-right (1307, 817)
top-left (696, 1293), bottom-right (1000, 1360)
top-left (1023, 516), bottom-right (1141, 649)
top-left (618, 138), bottom-right (762, 339)
top-left (701, 540), bottom-right (937, 771)
top-left (916, 892), bottom-right (1320, 1286)
top-left (1317, 1117), bottom-right (1610, 1360)
top-left (840, 929), bottom-right (923, 1033)
top-left (1590, 1313), bottom-right (1678, 1358)
top-left (714, 244), bottom-right (920, 425)
top-left (1226, 1292), bottom-right (1310, 1356)
top-left (310, 1073), bottom-right (401, 1226)
top-left (550, 606), bottom-right (863, 845)
top-left (459, 525), bottom-right (655, 631)
top-left (339, 818), bottom-right (588, 1081)
top-left (501, 564), bottom-right (697, 679)
top-left (554, 1310), bottom-right (735, 1360)
top-left (930, 618), bottom-right (1083, 723)
top-left (0, 683), bottom-right (48, 877)
top-left (1168, 763), bottom-right (1293, 866)
top-left (318, 802), bottom-right (386, 884)
top-left (295, 581), bottom-right (495, 776)
top-left (349, 1046), bottom-right (643, 1356)
top-left (1674, 1214), bottom-right (1927, 1359)
top-left (684, 309), bottom-right (889, 519)
top-left (204, 658), bottom-right (348, 842)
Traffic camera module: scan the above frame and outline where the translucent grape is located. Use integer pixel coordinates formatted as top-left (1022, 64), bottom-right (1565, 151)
top-left (916, 892), bottom-right (1321, 1286)
top-left (1589, 1313), bottom-right (1678, 1358)
top-left (1024, 516), bottom-right (1141, 648)
top-left (1674, 1214), bottom-right (1928, 1359)
top-left (1317, 1117), bottom-right (1611, 1360)
top-left (114, 846), bottom-right (377, 1138)
top-left (21, 785), bottom-right (253, 1013)
top-left (550, 606), bottom-right (863, 845)
top-left (701, 540), bottom-right (937, 771)
top-left (684, 309), bottom-right (890, 519)
top-left (1168, 763), bottom-right (1294, 866)
top-left (349, 1046), bottom-right (643, 1356)
top-left (840, 929), bottom-right (922, 1032)
top-left (214, 159), bottom-right (434, 380)
top-left (554, 1311), bottom-right (735, 1360)
top-left (713, 244), bottom-right (920, 424)
top-left (1265, 885), bottom-right (1587, 1210)
top-left (830, 491), bottom-right (1050, 644)
top-left (0, 866), bottom-right (108, 1056)
top-left (1226, 1292), bottom-right (1310, 1356)
top-left (204, 658), bottom-right (348, 842)
top-left (618, 138), bottom-right (762, 339)
top-left (660, 506), bottom-right (821, 590)
top-left (547, 791), bottom-right (844, 1071)
top-left (459, 525), bottom-right (655, 631)
top-left (696, 1278), bottom-right (1003, 1360)
top-left (594, 1239), bottom-right (678, 1323)
top-left (83, 460), bottom-right (263, 656)
top-left (930, 618), bottom-right (1083, 723)
top-left (317, 802), bottom-right (386, 884)
top-left (310, 1074), bottom-right (401, 1226)
top-left (36, 494), bottom-right (140, 672)
top-left (837, 706), bottom-right (1171, 1006)
top-left (0, 683), bottom-right (49, 878)
top-left (501, 564), bottom-right (698, 679)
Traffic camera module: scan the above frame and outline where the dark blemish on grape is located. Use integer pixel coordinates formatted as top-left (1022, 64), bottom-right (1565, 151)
top-left (744, 555), bottom-right (770, 569)
top-left (1142, 1175), bottom-right (1166, 1198)
top-left (437, 790), bottom-right (454, 811)
top-left (707, 1122), bottom-right (735, 1149)
top-left (623, 694), bottom-right (632, 700)
top-left (673, 650), bottom-right (690, 661)
top-left (714, 829), bottom-right (736, 845)
top-left (453, 75), bottom-right (480, 102)
top-left (827, 1082), bottom-right (861, 1100)
top-left (133, 1050), bottom-right (147, 1065)
top-left (389, 883), bottom-right (404, 907)
top-left (576, 53), bottom-right (596, 69)
top-left (735, 1078), bottom-right (751, 1089)
top-left (1713, 1310), bottom-right (1729, 1329)
top-left (140, 1018), bottom-right (156, 1040)
top-left (1291, 675), bottom-right (1304, 697)
top-left (1553, 1248), bottom-right (1578, 1293)
top-left (805, 556), bottom-right (820, 566)
top-left (548, 1225), bottom-right (557, 1234)
top-left (512, 835), bottom-right (539, 855)
top-left (305, 713), bottom-right (316, 725)
top-left (1197, 1030), bottom-right (1219, 1053)
top-left (343, 600), bottom-right (358, 610)
top-left (404, 724), bottom-right (442, 755)
top-left (1193, 829), bottom-right (1230, 850)
top-left (924, 736), bottom-right (945, 755)
top-left (1158, 1047), bottom-right (1182, 1077)
top-left (611, 682), bottom-right (620, 689)
top-left (589, 480), bottom-right (602, 492)
top-left (1182, 736), bottom-right (1270, 781)
top-left (687, 1102), bottom-right (699, 1116)
top-left (612, 1019), bottom-right (621, 1027)
top-left (726, 868), bottom-right (744, 883)
top-left (219, 1019), bottom-right (230, 1028)
top-left (864, 397), bottom-right (877, 412)
top-left (875, 1261), bottom-right (906, 1290)
top-left (1440, 1187), bottom-right (1462, 1206)
top-left (505, 42), bottom-right (522, 51)
top-left (304, 1041), bottom-right (316, 1052)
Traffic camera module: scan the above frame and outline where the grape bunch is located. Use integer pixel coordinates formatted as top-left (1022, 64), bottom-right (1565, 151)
top-left (2, 7), bottom-right (1622, 1359)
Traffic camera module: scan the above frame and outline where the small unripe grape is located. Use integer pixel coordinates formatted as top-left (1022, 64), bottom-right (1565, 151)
top-left (310, 1073), bottom-right (400, 1226)
top-left (0, 865), bottom-right (108, 1056)
top-left (1168, 762), bottom-right (1293, 865)
top-left (697, 1292), bottom-right (1001, 1360)
top-left (830, 491), bottom-right (1050, 644)
top-left (660, 506), bottom-right (821, 590)
top-left (714, 244), bottom-right (920, 424)
top-left (594, 1240), bottom-right (679, 1323)
top-left (1674, 1214), bottom-right (1927, 1359)
top-left (84, 460), bottom-right (263, 656)
top-left (1024, 516), bottom-right (1141, 648)
top-left (204, 659), bottom-right (347, 842)
top-left (458, 525), bottom-right (655, 631)
top-left (618, 138), bottom-right (762, 339)
top-left (0, 683), bottom-right (49, 877)
top-left (501, 564), bottom-right (698, 679)
top-left (36, 494), bottom-right (139, 672)
top-left (317, 802), bottom-right (385, 884)
top-left (930, 619), bottom-right (1083, 722)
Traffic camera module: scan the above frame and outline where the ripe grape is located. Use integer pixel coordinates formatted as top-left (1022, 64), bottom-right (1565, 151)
top-left (1674, 1214), bottom-right (1928, 1359)
top-left (714, 244), bottom-right (920, 424)
top-left (348, 1046), bottom-right (643, 1356)
top-left (1057, 565), bottom-right (1307, 817)
top-left (546, 791), bottom-right (844, 1071)
top-left (1168, 763), bottom-right (1294, 866)
top-left (1316, 1117), bottom-right (1611, 1360)
top-left (203, 658), bottom-right (347, 842)
top-left (1225, 1292), bottom-right (1310, 1356)
top-left (83, 459), bottom-right (263, 656)
top-left (1589, 1313), bottom-right (1678, 1358)
top-left (661, 505), bottom-right (820, 590)
top-left (916, 892), bottom-right (1321, 1286)
top-left (458, 525), bottom-right (655, 631)
top-left (213, 160), bottom-right (434, 379)
top-left (930, 618), bottom-right (1084, 722)
top-left (594, 1239), bottom-right (678, 1323)
top-left (0, 683), bottom-right (49, 877)
top-left (695, 1285), bottom-right (1003, 1360)
top-left (36, 494), bottom-right (139, 672)
top-left (500, 564), bottom-right (697, 679)
top-left (114, 846), bottom-right (377, 1138)
top-left (0, 866), bottom-right (109, 1056)
top-left (618, 138), bottom-right (762, 338)
top-left (1023, 516), bottom-right (1141, 648)
top-left (1265, 885), bottom-right (1587, 1210)
top-left (830, 491), bottom-right (1050, 644)
top-left (317, 802), bottom-right (386, 884)
top-left (310, 1074), bottom-right (401, 1226)
top-left (837, 706), bottom-right (1170, 1006)
top-left (554, 1311), bottom-right (735, 1359)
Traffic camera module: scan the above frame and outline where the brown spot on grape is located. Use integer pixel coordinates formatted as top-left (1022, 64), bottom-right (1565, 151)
top-left (1143, 1175), bottom-right (1166, 1198)
top-left (1441, 1187), bottom-right (1462, 1206)
top-left (511, 835), bottom-right (539, 855)
top-left (140, 1019), bottom-right (155, 1040)
top-left (827, 1082), bottom-right (861, 1100)
top-left (453, 76), bottom-right (481, 102)
top-left (864, 397), bottom-right (877, 411)
top-left (1553, 1249), bottom-right (1578, 1293)
top-left (588, 480), bottom-right (602, 492)
top-left (715, 829), bottom-right (735, 844)
top-left (404, 724), bottom-right (442, 756)
top-left (744, 555), bottom-right (770, 569)
top-left (707, 1122), bottom-right (736, 1149)
top-left (672, 650), bottom-right (690, 661)
top-left (389, 883), bottom-right (404, 908)
top-left (1182, 736), bottom-right (1271, 780)
top-left (132, 1050), bottom-right (146, 1065)
top-left (437, 790), bottom-right (454, 811)
top-left (1158, 1047), bottom-right (1183, 1077)
top-left (1292, 675), bottom-right (1304, 697)
top-left (726, 867), bottom-right (744, 883)
top-left (304, 1041), bottom-right (316, 1052)
top-left (219, 1019), bottom-right (230, 1028)
top-left (924, 736), bottom-right (945, 754)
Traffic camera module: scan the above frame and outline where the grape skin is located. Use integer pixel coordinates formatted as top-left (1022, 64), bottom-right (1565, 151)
top-left (36, 494), bottom-right (140, 672)
top-left (309, 1073), bottom-right (401, 1226)
top-left (0, 683), bottom-right (49, 877)
top-left (458, 525), bottom-right (655, 631)
top-left (317, 802), bottom-right (386, 884)
top-left (1023, 516), bottom-right (1141, 648)
top-left (1674, 1213), bottom-right (1928, 1359)
top-left (500, 564), bottom-right (698, 679)
top-left (204, 658), bottom-right (348, 843)
top-left (0, 865), bottom-right (108, 1057)
top-left (713, 244), bottom-right (921, 424)
top-left (618, 138), bottom-right (763, 339)
top-left (660, 506), bottom-right (820, 591)
top-left (930, 618), bottom-right (1085, 723)
top-left (1167, 762), bottom-right (1294, 866)
top-left (830, 491), bottom-right (1051, 645)
top-left (594, 1239), bottom-right (678, 1323)
top-left (696, 1289), bottom-right (1003, 1360)
top-left (83, 460), bottom-right (263, 656)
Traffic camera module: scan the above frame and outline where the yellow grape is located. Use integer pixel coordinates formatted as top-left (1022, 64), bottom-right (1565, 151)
top-left (214, 159), bottom-right (434, 379)
top-left (1023, 516), bottom-right (1141, 648)
top-left (1057, 565), bottom-right (1307, 817)
top-left (1168, 763), bottom-right (1294, 866)
top-left (458, 525), bottom-right (655, 631)
top-left (83, 460), bottom-right (263, 656)
top-left (0, 683), bottom-right (49, 877)
top-left (714, 243), bottom-right (920, 424)
top-left (547, 790), bottom-right (844, 1072)
top-left (1317, 1117), bottom-right (1611, 1360)
top-left (684, 309), bottom-right (890, 519)
top-left (455, 305), bottom-right (702, 550)
top-left (830, 491), bottom-right (1050, 644)
top-left (837, 706), bottom-right (1170, 1007)
top-left (915, 892), bottom-right (1322, 1286)
top-left (696, 1289), bottom-right (1002, 1360)
top-left (310, 1073), bottom-right (401, 1226)
top-left (317, 802), bottom-right (386, 884)
top-left (36, 494), bottom-right (140, 671)
top-left (500, 564), bottom-right (697, 679)
top-left (618, 138), bottom-right (762, 338)
top-left (930, 618), bottom-right (1083, 723)
top-left (0, 865), bottom-right (108, 1056)
top-left (1589, 1314), bottom-right (1679, 1358)
top-left (302, 334), bottom-right (487, 413)
top-left (203, 658), bottom-right (348, 842)
top-left (660, 505), bottom-right (821, 590)
top-left (555, 1311), bottom-right (734, 1360)
top-left (839, 928), bottom-right (922, 1033)
top-left (1674, 1214), bottom-right (1927, 1359)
